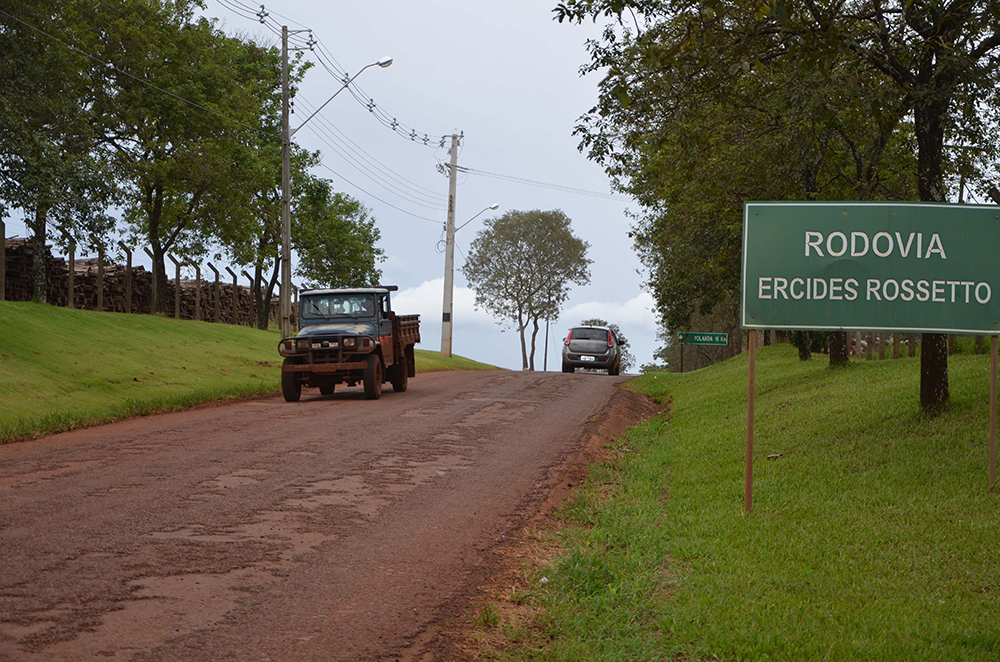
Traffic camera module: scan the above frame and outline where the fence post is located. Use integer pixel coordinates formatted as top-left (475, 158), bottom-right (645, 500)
top-left (167, 254), bottom-right (181, 319)
top-left (143, 247), bottom-right (157, 314)
top-left (67, 238), bottom-right (76, 309)
top-left (0, 219), bottom-right (5, 301)
top-left (207, 263), bottom-right (221, 322)
top-left (96, 243), bottom-right (105, 312)
top-left (192, 262), bottom-right (202, 321)
top-left (119, 243), bottom-right (132, 314)
top-left (242, 270), bottom-right (256, 328)
top-left (225, 266), bottom-right (238, 324)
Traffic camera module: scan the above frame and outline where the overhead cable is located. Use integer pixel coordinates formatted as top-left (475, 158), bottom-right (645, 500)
top-left (455, 165), bottom-right (629, 201)
top-left (316, 163), bottom-right (442, 226)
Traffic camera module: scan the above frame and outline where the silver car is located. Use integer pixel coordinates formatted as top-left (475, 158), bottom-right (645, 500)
top-left (561, 326), bottom-right (621, 375)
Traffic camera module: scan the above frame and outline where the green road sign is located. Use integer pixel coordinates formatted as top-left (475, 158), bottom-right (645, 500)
top-left (677, 332), bottom-right (729, 345)
top-left (742, 202), bottom-right (1000, 334)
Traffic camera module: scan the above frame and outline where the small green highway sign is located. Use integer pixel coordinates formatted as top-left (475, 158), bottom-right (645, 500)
top-left (742, 202), bottom-right (1000, 334)
top-left (677, 332), bottom-right (729, 346)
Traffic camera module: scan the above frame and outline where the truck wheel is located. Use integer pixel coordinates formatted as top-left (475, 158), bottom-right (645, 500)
top-left (281, 359), bottom-right (302, 402)
top-left (390, 360), bottom-right (408, 392)
top-left (363, 355), bottom-right (383, 400)
top-left (319, 384), bottom-right (336, 396)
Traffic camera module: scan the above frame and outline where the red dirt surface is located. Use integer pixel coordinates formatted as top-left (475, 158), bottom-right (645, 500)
top-left (0, 370), bottom-right (658, 661)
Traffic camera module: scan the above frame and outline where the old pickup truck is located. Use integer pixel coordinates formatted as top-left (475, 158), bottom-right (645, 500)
top-left (277, 286), bottom-right (420, 401)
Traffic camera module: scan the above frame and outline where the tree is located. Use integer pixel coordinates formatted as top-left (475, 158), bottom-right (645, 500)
top-left (559, 0), bottom-right (917, 358)
top-left (96, 1), bottom-right (280, 313)
top-left (558, 0), bottom-right (1000, 411)
top-left (0, 0), bottom-right (117, 302)
top-left (463, 210), bottom-right (591, 370)
top-left (293, 177), bottom-right (385, 289)
top-left (580, 317), bottom-right (636, 371)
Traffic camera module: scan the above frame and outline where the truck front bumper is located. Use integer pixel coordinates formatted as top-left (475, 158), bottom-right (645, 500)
top-left (281, 361), bottom-right (369, 373)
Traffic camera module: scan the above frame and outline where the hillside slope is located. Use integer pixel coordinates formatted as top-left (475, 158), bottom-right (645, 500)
top-left (0, 302), bottom-right (496, 442)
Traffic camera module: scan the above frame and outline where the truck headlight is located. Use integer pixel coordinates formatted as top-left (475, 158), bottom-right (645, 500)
top-left (343, 337), bottom-right (356, 347)
top-left (296, 339), bottom-right (310, 350)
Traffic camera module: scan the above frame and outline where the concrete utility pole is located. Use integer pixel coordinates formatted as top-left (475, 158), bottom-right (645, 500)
top-left (279, 25), bottom-right (292, 339)
top-left (440, 133), bottom-right (461, 357)
top-left (0, 219), bottom-right (5, 301)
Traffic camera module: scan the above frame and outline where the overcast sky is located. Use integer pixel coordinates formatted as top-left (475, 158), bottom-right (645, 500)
top-left (8, 0), bottom-right (662, 371)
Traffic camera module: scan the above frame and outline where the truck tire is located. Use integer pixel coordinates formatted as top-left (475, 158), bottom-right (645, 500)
top-left (390, 360), bottom-right (408, 392)
top-left (319, 384), bottom-right (336, 396)
top-left (281, 358), bottom-right (302, 402)
top-left (363, 355), bottom-right (383, 400)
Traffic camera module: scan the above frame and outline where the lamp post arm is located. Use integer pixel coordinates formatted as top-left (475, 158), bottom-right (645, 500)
top-left (456, 204), bottom-right (500, 233)
top-left (290, 64), bottom-right (375, 138)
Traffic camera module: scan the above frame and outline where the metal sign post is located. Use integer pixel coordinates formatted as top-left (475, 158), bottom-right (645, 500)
top-left (992, 336), bottom-right (998, 492)
top-left (746, 329), bottom-right (756, 514)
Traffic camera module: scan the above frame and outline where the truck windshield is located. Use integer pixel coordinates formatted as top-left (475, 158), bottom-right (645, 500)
top-left (301, 294), bottom-right (375, 319)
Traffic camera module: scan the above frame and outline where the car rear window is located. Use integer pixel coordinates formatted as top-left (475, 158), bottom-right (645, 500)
top-left (571, 328), bottom-right (607, 341)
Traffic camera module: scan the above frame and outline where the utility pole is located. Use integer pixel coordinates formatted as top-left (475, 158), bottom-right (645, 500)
top-left (440, 132), bottom-right (461, 357)
top-left (279, 25), bottom-right (293, 339)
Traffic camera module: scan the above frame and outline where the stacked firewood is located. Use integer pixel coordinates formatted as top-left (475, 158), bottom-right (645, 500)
top-left (3, 239), bottom-right (67, 304)
top-left (3, 238), bottom-right (276, 326)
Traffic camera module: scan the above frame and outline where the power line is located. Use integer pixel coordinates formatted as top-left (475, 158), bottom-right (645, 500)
top-left (455, 165), bottom-right (629, 201)
top-left (297, 115), bottom-right (447, 210)
top-left (315, 162), bottom-right (442, 226)
top-left (296, 98), bottom-right (448, 204)
top-left (214, 1), bottom-right (446, 147)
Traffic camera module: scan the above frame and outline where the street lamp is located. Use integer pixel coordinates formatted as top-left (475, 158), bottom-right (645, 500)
top-left (441, 202), bottom-right (500, 357)
top-left (279, 39), bottom-right (393, 339)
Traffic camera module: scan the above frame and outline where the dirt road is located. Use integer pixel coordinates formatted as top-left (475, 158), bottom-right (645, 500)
top-left (0, 370), bottom-right (656, 661)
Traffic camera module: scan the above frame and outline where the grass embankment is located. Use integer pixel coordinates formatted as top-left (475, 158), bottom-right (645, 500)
top-left (474, 343), bottom-right (1000, 661)
top-left (0, 301), bottom-right (497, 443)
top-left (414, 348), bottom-right (498, 372)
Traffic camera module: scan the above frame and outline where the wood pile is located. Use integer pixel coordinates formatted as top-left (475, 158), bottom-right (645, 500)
top-left (3, 238), bottom-right (277, 326)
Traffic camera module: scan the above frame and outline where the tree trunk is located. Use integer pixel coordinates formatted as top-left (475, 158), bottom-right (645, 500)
top-left (914, 99), bottom-right (949, 410)
top-left (829, 331), bottom-right (849, 367)
top-left (31, 205), bottom-right (49, 303)
top-left (796, 331), bottom-right (811, 361)
top-left (527, 317), bottom-right (540, 371)
top-left (517, 310), bottom-right (529, 371)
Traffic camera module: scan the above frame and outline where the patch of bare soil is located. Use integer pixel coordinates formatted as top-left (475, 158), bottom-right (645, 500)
top-left (405, 383), bottom-right (663, 661)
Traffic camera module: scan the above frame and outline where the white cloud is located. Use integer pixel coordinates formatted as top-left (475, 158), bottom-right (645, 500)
top-left (394, 278), bottom-right (499, 331)
top-left (559, 291), bottom-right (658, 332)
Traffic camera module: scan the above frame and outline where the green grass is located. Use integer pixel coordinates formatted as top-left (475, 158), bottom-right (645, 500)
top-left (494, 343), bottom-right (1000, 661)
top-left (0, 301), bottom-right (497, 443)
top-left (414, 348), bottom-right (501, 372)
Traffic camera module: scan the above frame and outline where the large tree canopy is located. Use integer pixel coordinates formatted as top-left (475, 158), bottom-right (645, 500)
top-left (0, 0), bottom-right (385, 329)
top-left (558, 0), bottom-right (1000, 410)
top-left (463, 209), bottom-right (591, 371)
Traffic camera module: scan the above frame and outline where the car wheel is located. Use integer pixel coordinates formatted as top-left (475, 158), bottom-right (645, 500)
top-left (562, 362), bottom-right (574, 373)
top-left (281, 358), bottom-right (302, 402)
top-left (363, 355), bottom-right (383, 400)
top-left (390, 360), bottom-right (408, 392)
top-left (319, 383), bottom-right (336, 396)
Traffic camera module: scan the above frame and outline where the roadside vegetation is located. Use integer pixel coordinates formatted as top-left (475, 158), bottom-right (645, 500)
top-left (467, 343), bottom-right (1000, 660)
top-left (0, 302), bottom-right (497, 443)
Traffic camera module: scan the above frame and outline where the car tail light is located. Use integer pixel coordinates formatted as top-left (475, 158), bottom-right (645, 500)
top-left (607, 331), bottom-right (614, 348)
top-left (564, 330), bottom-right (572, 346)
